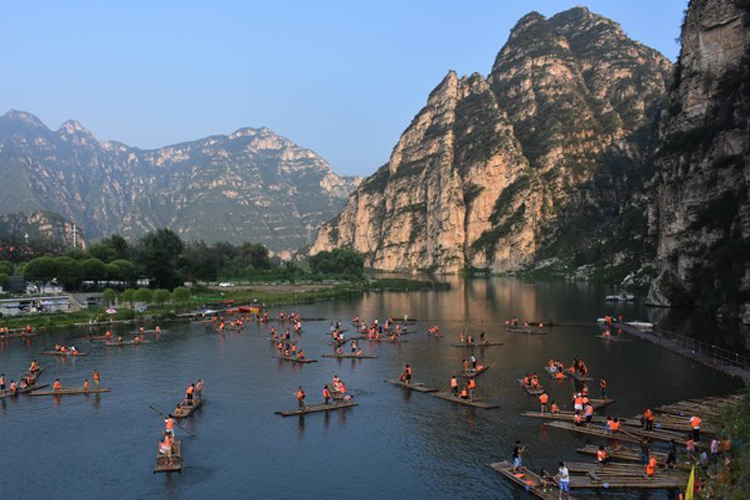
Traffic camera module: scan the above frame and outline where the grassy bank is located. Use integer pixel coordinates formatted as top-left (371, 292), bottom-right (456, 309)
top-left (0, 278), bottom-right (449, 330)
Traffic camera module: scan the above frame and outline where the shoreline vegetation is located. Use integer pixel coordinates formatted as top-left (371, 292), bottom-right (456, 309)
top-left (0, 277), bottom-right (449, 331)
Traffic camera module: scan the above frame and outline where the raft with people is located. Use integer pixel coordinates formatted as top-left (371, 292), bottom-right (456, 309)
top-left (487, 461), bottom-right (570, 500)
top-left (154, 439), bottom-right (182, 473)
top-left (275, 400), bottom-right (358, 417)
top-left (518, 378), bottom-right (544, 395)
top-left (451, 341), bottom-right (503, 347)
top-left (30, 387), bottom-right (111, 396)
top-left (459, 366), bottom-right (489, 377)
top-left (0, 383), bottom-right (50, 399)
top-left (322, 353), bottom-right (378, 359)
top-left (41, 350), bottom-right (89, 356)
top-left (275, 355), bottom-right (318, 364)
top-left (384, 379), bottom-right (437, 393)
top-left (105, 340), bottom-right (152, 346)
top-left (431, 391), bottom-right (499, 409)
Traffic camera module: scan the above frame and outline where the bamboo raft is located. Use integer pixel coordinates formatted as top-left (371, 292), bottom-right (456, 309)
top-left (367, 338), bottom-right (409, 344)
top-left (30, 387), bottom-right (111, 396)
top-left (543, 366), bottom-right (568, 379)
top-left (487, 461), bottom-right (574, 500)
top-left (564, 461), bottom-right (688, 488)
top-left (174, 399), bottom-right (203, 418)
top-left (0, 332), bottom-right (37, 340)
top-left (451, 341), bottom-right (503, 348)
top-left (589, 398), bottom-right (616, 411)
top-left (154, 440), bottom-right (182, 473)
top-left (576, 444), bottom-right (691, 471)
top-left (569, 371), bottom-right (593, 382)
top-left (104, 341), bottom-right (152, 346)
top-left (385, 379), bottom-right (437, 393)
top-left (545, 421), bottom-right (644, 444)
top-left (40, 351), bottom-right (89, 357)
top-left (518, 379), bottom-right (544, 395)
top-left (321, 353), bottom-right (378, 359)
top-left (431, 391), bottom-right (499, 409)
top-left (522, 412), bottom-right (631, 425)
top-left (275, 400), bottom-right (358, 417)
top-left (506, 326), bottom-right (547, 335)
top-left (458, 366), bottom-right (489, 378)
top-left (275, 355), bottom-right (318, 364)
top-left (0, 383), bottom-right (49, 399)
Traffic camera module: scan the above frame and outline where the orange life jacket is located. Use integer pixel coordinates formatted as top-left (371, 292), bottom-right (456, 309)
top-left (540, 394), bottom-right (548, 404)
top-left (690, 416), bottom-right (701, 429)
top-left (597, 450), bottom-right (607, 461)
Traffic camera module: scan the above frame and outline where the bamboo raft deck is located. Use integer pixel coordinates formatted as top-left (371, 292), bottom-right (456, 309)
top-left (431, 391), bottom-right (499, 409)
top-left (523, 412), bottom-right (632, 425)
top-left (154, 441), bottom-right (182, 473)
top-left (458, 366), bottom-right (489, 378)
top-left (451, 341), bottom-right (503, 348)
top-left (104, 341), bottom-right (152, 346)
top-left (545, 421), bottom-right (644, 444)
top-left (30, 387), bottom-right (111, 396)
top-left (590, 398), bottom-right (616, 411)
top-left (0, 383), bottom-right (49, 399)
top-left (385, 379), bottom-right (437, 393)
top-left (275, 400), bottom-right (358, 417)
top-left (174, 399), bottom-right (203, 418)
top-left (40, 351), bottom-right (89, 357)
top-left (576, 444), bottom-right (691, 471)
top-left (569, 371), bottom-right (593, 382)
top-left (487, 461), bottom-right (575, 500)
top-left (518, 379), bottom-right (544, 395)
top-left (275, 355), bottom-right (318, 364)
top-left (366, 338), bottom-right (409, 344)
top-left (321, 353), bottom-right (378, 359)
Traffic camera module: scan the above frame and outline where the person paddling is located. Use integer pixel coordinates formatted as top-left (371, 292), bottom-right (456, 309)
top-left (512, 441), bottom-right (526, 472)
top-left (296, 386), bottom-right (306, 410)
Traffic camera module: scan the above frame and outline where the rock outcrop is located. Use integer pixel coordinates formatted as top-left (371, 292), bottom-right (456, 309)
top-left (0, 210), bottom-right (87, 248)
top-left (649, 0), bottom-right (750, 312)
top-left (313, 7), bottom-right (672, 273)
top-left (0, 110), bottom-right (360, 250)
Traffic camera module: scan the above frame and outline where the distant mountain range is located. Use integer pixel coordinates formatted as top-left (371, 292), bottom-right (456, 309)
top-left (0, 110), bottom-right (360, 252)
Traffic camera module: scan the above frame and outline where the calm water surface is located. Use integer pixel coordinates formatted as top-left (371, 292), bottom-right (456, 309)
top-left (1, 278), bottom-right (745, 500)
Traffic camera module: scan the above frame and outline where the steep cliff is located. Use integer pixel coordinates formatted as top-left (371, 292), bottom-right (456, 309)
top-left (0, 211), bottom-right (87, 248)
top-left (313, 7), bottom-right (672, 274)
top-left (0, 110), bottom-right (360, 251)
top-left (649, 0), bottom-right (750, 315)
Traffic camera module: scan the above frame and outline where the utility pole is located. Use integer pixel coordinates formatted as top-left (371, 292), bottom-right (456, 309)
top-left (73, 224), bottom-right (77, 248)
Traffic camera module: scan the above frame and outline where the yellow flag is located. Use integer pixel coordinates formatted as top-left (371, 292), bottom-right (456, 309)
top-left (685, 465), bottom-right (695, 500)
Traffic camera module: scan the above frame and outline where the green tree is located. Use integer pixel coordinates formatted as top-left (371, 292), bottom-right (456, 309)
top-left (24, 257), bottom-right (58, 283)
top-left (65, 247), bottom-right (88, 261)
top-left (308, 249), bottom-right (364, 276)
top-left (87, 242), bottom-right (118, 263)
top-left (102, 288), bottom-right (117, 306)
top-left (53, 256), bottom-right (81, 290)
top-left (172, 286), bottom-right (190, 302)
top-left (81, 258), bottom-right (108, 285)
top-left (137, 229), bottom-right (184, 289)
top-left (121, 288), bottom-right (136, 306)
top-left (110, 259), bottom-right (138, 284)
top-left (0, 262), bottom-right (12, 276)
top-left (0, 273), bottom-right (9, 289)
top-left (133, 288), bottom-right (153, 304)
top-left (153, 288), bottom-right (172, 305)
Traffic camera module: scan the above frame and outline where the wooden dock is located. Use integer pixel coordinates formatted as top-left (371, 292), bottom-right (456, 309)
top-left (487, 461), bottom-right (577, 500)
top-left (613, 322), bottom-right (750, 381)
top-left (275, 400), bottom-right (358, 417)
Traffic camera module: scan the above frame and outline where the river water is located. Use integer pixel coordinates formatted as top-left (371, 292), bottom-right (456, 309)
top-left (1, 277), bottom-right (745, 500)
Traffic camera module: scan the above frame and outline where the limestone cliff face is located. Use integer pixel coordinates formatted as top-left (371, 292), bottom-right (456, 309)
top-left (0, 211), bottom-right (87, 248)
top-left (649, 0), bottom-right (750, 313)
top-left (313, 7), bottom-right (672, 273)
top-left (313, 72), bottom-right (532, 272)
top-left (0, 110), bottom-right (360, 250)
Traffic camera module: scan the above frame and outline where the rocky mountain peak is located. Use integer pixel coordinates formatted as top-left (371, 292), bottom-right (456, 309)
top-left (0, 109), bottom-right (47, 131)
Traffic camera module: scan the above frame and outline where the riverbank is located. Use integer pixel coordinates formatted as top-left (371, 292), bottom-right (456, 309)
top-left (0, 277), bottom-right (449, 331)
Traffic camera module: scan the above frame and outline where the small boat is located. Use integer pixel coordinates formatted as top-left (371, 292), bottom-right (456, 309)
top-left (431, 391), bottom-right (499, 409)
top-left (104, 340), bottom-right (152, 346)
top-left (30, 387), bottom-right (111, 396)
top-left (275, 355), bottom-right (318, 364)
top-left (0, 383), bottom-right (50, 399)
top-left (322, 353), bottom-right (378, 359)
top-left (384, 379), bottom-right (437, 393)
top-left (458, 366), bottom-right (489, 378)
top-left (518, 379), bottom-right (544, 395)
top-left (275, 400), bottom-right (358, 417)
top-left (174, 398), bottom-right (203, 418)
top-left (451, 341), bottom-right (503, 348)
top-left (605, 292), bottom-right (635, 302)
top-left (40, 351), bottom-right (89, 357)
top-left (488, 461), bottom-right (573, 500)
top-left (154, 440), bottom-right (182, 473)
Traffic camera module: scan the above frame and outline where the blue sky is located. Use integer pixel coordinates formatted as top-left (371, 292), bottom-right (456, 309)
top-left (0, 1), bottom-right (685, 176)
